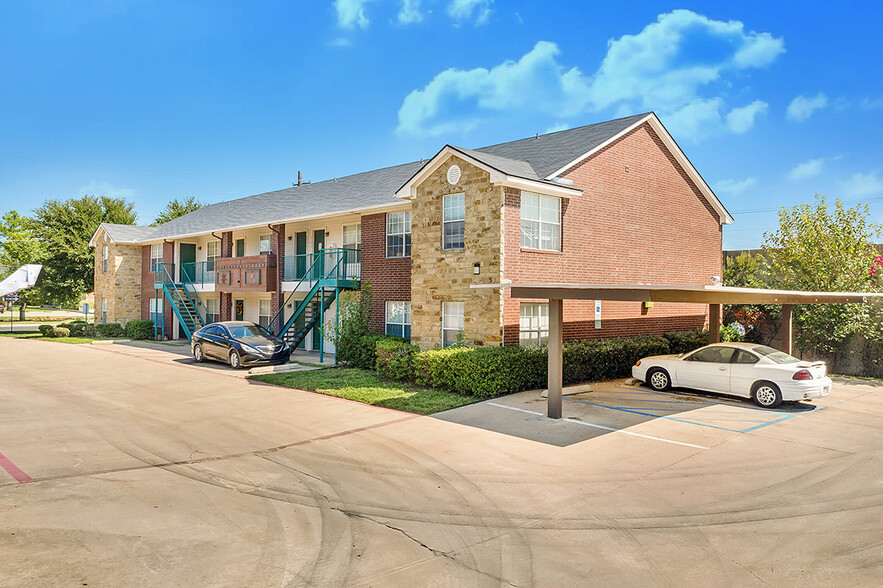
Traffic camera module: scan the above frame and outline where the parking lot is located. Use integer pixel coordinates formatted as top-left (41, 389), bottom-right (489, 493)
top-left (2, 336), bottom-right (882, 586)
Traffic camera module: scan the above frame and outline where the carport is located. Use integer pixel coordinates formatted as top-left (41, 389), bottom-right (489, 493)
top-left (499, 283), bottom-right (883, 419)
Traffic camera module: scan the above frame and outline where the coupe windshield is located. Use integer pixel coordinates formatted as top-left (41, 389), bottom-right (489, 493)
top-left (752, 345), bottom-right (799, 364)
top-left (228, 325), bottom-right (271, 339)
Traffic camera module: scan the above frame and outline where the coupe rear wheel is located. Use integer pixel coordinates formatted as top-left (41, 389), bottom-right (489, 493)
top-left (193, 344), bottom-right (204, 363)
top-left (229, 350), bottom-right (242, 370)
top-left (752, 382), bottom-right (782, 408)
top-left (647, 368), bottom-right (671, 391)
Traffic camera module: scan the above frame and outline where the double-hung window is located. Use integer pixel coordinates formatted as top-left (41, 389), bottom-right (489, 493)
top-left (101, 299), bottom-right (108, 323)
top-left (259, 234), bottom-right (273, 254)
top-left (102, 246), bottom-right (109, 273)
top-left (386, 211), bottom-right (412, 257)
top-left (205, 241), bottom-right (219, 272)
top-left (385, 301), bottom-right (411, 339)
top-left (442, 193), bottom-right (465, 250)
top-left (519, 303), bottom-right (549, 345)
top-left (258, 299), bottom-right (271, 328)
top-left (520, 192), bottom-right (561, 251)
top-left (343, 224), bottom-right (362, 278)
top-left (205, 298), bottom-right (219, 323)
top-left (150, 244), bottom-right (163, 274)
top-left (442, 302), bottom-right (464, 348)
top-left (149, 298), bottom-right (161, 325)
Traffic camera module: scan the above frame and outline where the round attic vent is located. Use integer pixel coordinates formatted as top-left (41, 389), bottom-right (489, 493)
top-left (447, 164), bottom-right (461, 185)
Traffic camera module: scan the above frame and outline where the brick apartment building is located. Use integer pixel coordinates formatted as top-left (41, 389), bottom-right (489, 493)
top-left (90, 112), bottom-right (733, 354)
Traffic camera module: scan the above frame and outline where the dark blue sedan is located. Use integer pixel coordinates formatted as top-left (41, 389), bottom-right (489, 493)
top-left (191, 321), bottom-right (291, 369)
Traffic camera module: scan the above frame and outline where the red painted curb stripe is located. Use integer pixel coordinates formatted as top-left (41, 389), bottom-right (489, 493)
top-left (0, 450), bottom-right (32, 483)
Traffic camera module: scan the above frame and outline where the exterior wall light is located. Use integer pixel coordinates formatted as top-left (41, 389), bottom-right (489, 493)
top-left (473, 262), bottom-right (480, 275)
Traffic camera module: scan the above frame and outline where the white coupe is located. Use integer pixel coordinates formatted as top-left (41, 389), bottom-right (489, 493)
top-left (631, 342), bottom-right (832, 408)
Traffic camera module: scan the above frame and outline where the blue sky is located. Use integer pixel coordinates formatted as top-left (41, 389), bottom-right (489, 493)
top-left (1, 0), bottom-right (881, 249)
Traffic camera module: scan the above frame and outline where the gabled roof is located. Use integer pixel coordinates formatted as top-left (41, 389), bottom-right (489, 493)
top-left (88, 223), bottom-right (156, 246)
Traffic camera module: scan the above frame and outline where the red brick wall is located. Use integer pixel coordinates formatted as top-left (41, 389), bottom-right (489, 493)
top-left (361, 212), bottom-right (411, 332)
top-left (502, 122), bottom-right (722, 344)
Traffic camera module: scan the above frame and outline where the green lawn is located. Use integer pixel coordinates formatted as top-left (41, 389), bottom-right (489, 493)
top-left (250, 368), bottom-right (474, 415)
top-left (0, 332), bottom-right (98, 345)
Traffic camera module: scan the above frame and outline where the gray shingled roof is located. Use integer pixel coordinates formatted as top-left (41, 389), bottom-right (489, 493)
top-left (124, 113), bottom-right (652, 242)
top-left (100, 223), bottom-right (157, 243)
top-left (475, 112), bottom-right (650, 178)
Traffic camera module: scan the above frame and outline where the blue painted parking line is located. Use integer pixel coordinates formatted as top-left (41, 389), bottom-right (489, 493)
top-left (614, 385), bottom-right (823, 414)
top-left (565, 397), bottom-right (800, 433)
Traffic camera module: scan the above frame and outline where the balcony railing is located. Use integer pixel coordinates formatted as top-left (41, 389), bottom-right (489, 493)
top-left (180, 261), bottom-right (215, 287)
top-left (282, 248), bottom-right (361, 282)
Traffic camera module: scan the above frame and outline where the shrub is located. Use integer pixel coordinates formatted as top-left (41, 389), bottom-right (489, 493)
top-left (59, 320), bottom-right (87, 336)
top-left (38, 324), bottom-right (54, 336)
top-left (95, 322), bottom-right (125, 338)
top-left (376, 338), bottom-right (420, 381)
top-left (664, 330), bottom-right (708, 354)
top-left (51, 327), bottom-right (70, 338)
top-left (719, 324), bottom-right (743, 343)
top-left (339, 333), bottom-right (401, 370)
top-left (563, 335), bottom-right (670, 384)
top-left (415, 345), bottom-right (547, 398)
top-left (125, 320), bottom-right (155, 340)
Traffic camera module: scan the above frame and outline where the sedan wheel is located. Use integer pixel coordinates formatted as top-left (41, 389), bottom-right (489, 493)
top-left (229, 350), bottom-right (242, 370)
top-left (752, 382), bottom-right (782, 408)
top-left (647, 368), bottom-right (671, 391)
top-left (193, 344), bottom-right (204, 363)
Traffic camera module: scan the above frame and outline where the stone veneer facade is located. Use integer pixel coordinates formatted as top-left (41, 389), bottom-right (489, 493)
top-left (409, 155), bottom-right (504, 349)
top-left (93, 232), bottom-right (142, 324)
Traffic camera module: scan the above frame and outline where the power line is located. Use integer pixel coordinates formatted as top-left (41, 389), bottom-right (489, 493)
top-left (731, 195), bottom-right (883, 215)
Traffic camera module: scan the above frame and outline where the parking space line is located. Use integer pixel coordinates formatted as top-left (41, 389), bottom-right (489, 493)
top-left (0, 450), bottom-right (32, 483)
top-left (485, 402), bottom-right (708, 450)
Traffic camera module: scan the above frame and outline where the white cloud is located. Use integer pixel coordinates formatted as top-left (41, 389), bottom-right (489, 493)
top-left (861, 97), bottom-right (883, 110)
top-left (715, 177), bottom-right (756, 195)
top-left (397, 9), bottom-right (784, 138)
top-left (544, 122), bottom-right (571, 134)
top-left (788, 158), bottom-right (825, 181)
top-left (398, 0), bottom-right (422, 24)
top-left (726, 100), bottom-right (768, 134)
top-left (786, 92), bottom-right (828, 122)
top-left (334, 0), bottom-right (370, 29)
top-left (841, 171), bottom-right (883, 198)
top-left (77, 181), bottom-right (136, 199)
top-left (448, 0), bottom-right (492, 26)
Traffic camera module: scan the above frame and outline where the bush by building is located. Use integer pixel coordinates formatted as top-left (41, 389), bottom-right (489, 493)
top-left (125, 320), bottom-right (155, 340)
top-left (38, 324), bottom-right (54, 336)
top-left (51, 326), bottom-right (70, 338)
top-left (95, 322), bottom-right (125, 338)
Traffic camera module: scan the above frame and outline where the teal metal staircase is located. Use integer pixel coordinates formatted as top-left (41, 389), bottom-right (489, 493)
top-left (269, 249), bottom-right (359, 355)
top-left (158, 263), bottom-right (209, 340)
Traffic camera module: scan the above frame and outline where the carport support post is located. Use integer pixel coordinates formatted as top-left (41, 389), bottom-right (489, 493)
top-left (547, 298), bottom-right (564, 419)
top-left (781, 304), bottom-right (793, 355)
top-left (709, 303), bottom-right (721, 343)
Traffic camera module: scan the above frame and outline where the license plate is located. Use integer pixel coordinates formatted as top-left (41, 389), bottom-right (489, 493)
top-left (821, 386), bottom-right (830, 396)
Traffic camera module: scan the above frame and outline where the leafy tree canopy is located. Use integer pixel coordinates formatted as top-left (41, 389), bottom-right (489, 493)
top-left (30, 195), bottom-right (136, 308)
top-left (723, 251), bottom-right (765, 289)
top-left (152, 196), bottom-right (204, 226)
top-left (0, 210), bottom-right (46, 304)
top-left (761, 194), bottom-right (882, 353)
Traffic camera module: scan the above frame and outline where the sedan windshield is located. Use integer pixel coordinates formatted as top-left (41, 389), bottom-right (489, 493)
top-left (228, 325), bottom-right (271, 339)
top-left (752, 345), bottom-right (800, 364)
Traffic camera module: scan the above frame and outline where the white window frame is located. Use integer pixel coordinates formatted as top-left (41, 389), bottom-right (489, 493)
top-left (205, 298), bottom-right (219, 323)
top-left (150, 244), bottom-right (163, 273)
top-left (206, 241), bottom-right (220, 269)
top-left (519, 303), bottom-right (549, 345)
top-left (385, 301), bottom-right (411, 339)
top-left (343, 224), bottom-right (362, 250)
top-left (386, 211), bottom-right (412, 258)
top-left (442, 193), bottom-right (465, 250)
top-left (258, 298), bottom-right (271, 328)
top-left (259, 234), bottom-right (273, 254)
top-left (520, 192), bottom-right (561, 251)
top-left (442, 301), bottom-right (464, 348)
top-left (149, 298), bottom-right (161, 325)
top-left (102, 246), bottom-right (109, 273)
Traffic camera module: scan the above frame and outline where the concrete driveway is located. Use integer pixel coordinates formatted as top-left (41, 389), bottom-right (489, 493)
top-left (1, 337), bottom-right (881, 586)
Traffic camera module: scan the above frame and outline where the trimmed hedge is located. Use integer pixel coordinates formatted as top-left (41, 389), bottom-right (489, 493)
top-left (51, 327), bottom-right (70, 338)
top-left (376, 338), bottom-right (420, 381)
top-left (563, 335), bottom-right (670, 384)
top-left (415, 345), bottom-right (547, 398)
top-left (338, 333), bottom-right (405, 370)
top-left (663, 330), bottom-right (709, 354)
top-left (125, 320), bottom-right (155, 340)
top-left (38, 324), bottom-right (54, 336)
top-left (59, 320), bottom-right (87, 336)
top-left (95, 322), bottom-right (125, 338)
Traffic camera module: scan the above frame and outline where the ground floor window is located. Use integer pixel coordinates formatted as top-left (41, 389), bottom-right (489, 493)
top-left (259, 299), bottom-right (271, 329)
top-left (149, 298), bottom-right (161, 325)
top-left (385, 301), bottom-right (411, 339)
top-left (206, 298), bottom-right (219, 323)
top-left (442, 302), bottom-right (464, 348)
top-left (519, 303), bottom-right (549, 345)
top-left (102, 299), bottom-right (107, 323)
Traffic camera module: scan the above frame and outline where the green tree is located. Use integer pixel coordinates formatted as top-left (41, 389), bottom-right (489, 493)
top-left (723, 252), bottom-right (764, 288)
top-left (0, 210), bottom-right (46, 305)
top-left (152, 196), bottom-right (204, 226)
top-left (762, 194), bottom-right (882, 354)
top-left (30, 195), bottom-right (136, 308)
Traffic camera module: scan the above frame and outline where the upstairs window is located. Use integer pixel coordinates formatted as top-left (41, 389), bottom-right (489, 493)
top-left (259, 234), bottom-right (272, 254)
top-left (442, 193), bottom-right (465, 250)
top-left (150, 244), bottom-right (163, 273)
top-left (102, 246), bottom-right (109, 273)
top-left (343, 224), bottom-right (361, 251)
top-left (205, 241), bottom-right (219, 271)
top-left (386, 211), bottom-right (412, 258)
top-left (520, 192), bottom-right (561, 251)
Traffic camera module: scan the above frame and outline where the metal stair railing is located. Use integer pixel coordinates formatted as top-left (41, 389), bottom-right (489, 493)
top-left (179, 264), bottom-right (211, 327)
top-left (158, 262), bottom-right (201, 340)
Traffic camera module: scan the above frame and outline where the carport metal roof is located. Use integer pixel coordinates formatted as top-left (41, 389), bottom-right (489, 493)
top-left (475, 283), bottom-right (883, 419)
